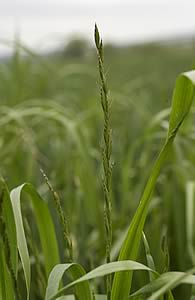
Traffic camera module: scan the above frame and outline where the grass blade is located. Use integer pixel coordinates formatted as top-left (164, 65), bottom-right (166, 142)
top-left (111, 71), bottom-right (195, 300)
top-left (142, 232), bottom-right (174, 300)
top-left (49, 260), bottom-right (156, 300)
top-left (0, 246), bottom-right (15, 300)
top-left (0, 247), bottom-right (7, 300)
top-left (0, 178), bottom-right (17, 275)
top-left (142, 232), bottom-right (157, 282)
top-left (53, 296), bottom-right (106, 300)
top-left (186, 181), bottom-right (195, 299)
top-left (45, 263), bottom-right (92, 300)
top-left (131, 268), bottom-right (195, 300)
top-left (10, 183), bottom-right (60, 299)
top-left (186, 181), bottom-right (195, 264)
top-left (0, 178), bottom-right (18, 299)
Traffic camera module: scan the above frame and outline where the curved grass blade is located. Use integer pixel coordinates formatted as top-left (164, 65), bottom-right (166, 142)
top-left (131, 268), bottom-right (195, 300)
top-left (142, 232), bottom-right (157, 281)
top-left (45, 263), bottom-right (92, 300)
top-left (10, 183), bottom-right (60, 299)
top-left (142, 232), bottom-right (174, 300)
top-left (49, 260), bottom-right (156, 300)
top-left (111, 71), bottom-right (195, 300)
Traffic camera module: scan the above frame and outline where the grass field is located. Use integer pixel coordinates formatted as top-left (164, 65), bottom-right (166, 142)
top-left (1, 30), bottom-right (195, 299)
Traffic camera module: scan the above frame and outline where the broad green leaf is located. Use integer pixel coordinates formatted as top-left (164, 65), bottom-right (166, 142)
top-left (131, 268), bottom-right (195, 300)
top-left (111, 71), bottom-right (195, 300)
top-left (49, 260), bottom-right (156, 300)
top-left (10, 183), bottom-right (60, 299)
top-left (45, 263), bottom-right (92, 300)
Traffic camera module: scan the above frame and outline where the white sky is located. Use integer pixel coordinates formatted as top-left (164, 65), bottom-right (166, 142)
top-left (0, 0), bottom-right (195, 55)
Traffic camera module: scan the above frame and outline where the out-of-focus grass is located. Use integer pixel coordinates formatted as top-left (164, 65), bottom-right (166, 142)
top-left (1, 37), bottom-right (195, 299)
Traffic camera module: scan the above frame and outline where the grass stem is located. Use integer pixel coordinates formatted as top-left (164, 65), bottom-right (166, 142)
top-left (94, 24), bottom-right (113, 299)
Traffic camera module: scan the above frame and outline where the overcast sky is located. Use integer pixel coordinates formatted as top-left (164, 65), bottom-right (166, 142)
top-left (0, 0), bottom-right (195, 55)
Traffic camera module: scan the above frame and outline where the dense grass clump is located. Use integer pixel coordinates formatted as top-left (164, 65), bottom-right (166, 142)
top-left (1, 27), bottom-right (195, 299)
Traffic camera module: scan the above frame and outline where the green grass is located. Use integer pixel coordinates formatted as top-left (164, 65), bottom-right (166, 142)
top-left (1, 27), bottom-right (195, 299)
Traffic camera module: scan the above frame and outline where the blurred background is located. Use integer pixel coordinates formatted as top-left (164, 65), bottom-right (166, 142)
top-left (1, 1), bottom-right (195, 299)
top-left (1, 0), bottom-right (195, 55)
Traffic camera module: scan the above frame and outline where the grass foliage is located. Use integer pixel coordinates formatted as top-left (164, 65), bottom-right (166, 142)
top-left (1, 26), bottom-right (195, 299)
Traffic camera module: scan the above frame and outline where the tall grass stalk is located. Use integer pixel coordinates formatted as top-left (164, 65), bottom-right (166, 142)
top-left (95, 24), bottom-right (113, 299)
